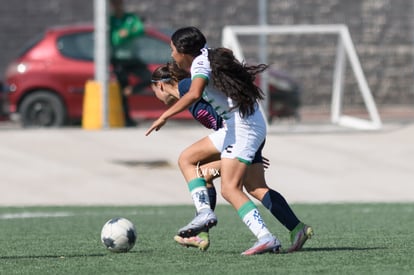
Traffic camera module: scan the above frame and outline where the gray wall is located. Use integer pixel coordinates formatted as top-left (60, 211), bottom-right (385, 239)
top-left (1, 0), bottom-right (413, 107)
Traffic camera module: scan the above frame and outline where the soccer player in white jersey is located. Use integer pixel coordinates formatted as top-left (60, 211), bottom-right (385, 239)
top-left (150, 62), bottom-right (313, 253)
top-left (146, 26), bottom-right (311, 255)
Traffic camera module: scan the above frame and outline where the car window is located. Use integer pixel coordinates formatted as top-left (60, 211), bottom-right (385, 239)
top-left (132, 36), bottom-right (172, 64)
top-left (57, 32), bottom-right (94, 61)
top-left (56, 31), bottom-right (171, 64)
top-left (17, 33), bottom-right (45, 58)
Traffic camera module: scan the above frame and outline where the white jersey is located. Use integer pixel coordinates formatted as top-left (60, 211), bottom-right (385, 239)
top-left (191, 48), bottom-right (267, 163)
top-left (190, 48), bottom-right (236, 120)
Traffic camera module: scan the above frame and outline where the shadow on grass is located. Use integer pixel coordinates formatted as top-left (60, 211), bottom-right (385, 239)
top-left (0, 250), bottom-right (147, 260)
top-left (211, 246), bottom-right (386, 255)
top-left (0, 247), bottom-right (385, 259)
top-left (299, 246), bottom-right (386, 252)
top-left (0, 253), bottom-right (107, 260)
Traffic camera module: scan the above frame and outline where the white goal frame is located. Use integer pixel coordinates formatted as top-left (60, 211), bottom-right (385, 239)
top-left (222, 24), bottom-right (382, 130)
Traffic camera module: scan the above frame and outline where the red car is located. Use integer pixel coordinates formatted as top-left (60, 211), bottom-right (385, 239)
top-left (5, 24), bottom-right (192, 127)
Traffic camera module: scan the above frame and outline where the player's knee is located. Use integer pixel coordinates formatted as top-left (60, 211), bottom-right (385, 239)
top-left (247, 187), bottom-right (268, 201)
top-left (177, 154), bottom-right (186, 170)
top-left (220, 184), bottom-right (238, 202)
top-left (220, 188), bottom-right (230, 202)
top-left (178, 151), bottom-right (192, 170)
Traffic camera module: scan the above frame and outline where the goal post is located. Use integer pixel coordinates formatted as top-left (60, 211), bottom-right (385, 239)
top-left (222, 24), bottom-right (382, 130)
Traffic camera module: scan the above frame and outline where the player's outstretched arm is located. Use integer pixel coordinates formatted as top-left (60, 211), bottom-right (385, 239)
top-left (145, 78), bottom-right (205, 136)
top-left (145, 117), bottom-right (168, 136)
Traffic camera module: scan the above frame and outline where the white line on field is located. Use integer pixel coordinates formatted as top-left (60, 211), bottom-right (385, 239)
top-left (0, 209), bottom-right (166, 220)
top-left (0, 212), bottom-right (73, 219)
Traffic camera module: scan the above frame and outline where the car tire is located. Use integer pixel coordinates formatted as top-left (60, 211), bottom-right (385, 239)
top-left (19, 91), bottom-right (66, 128)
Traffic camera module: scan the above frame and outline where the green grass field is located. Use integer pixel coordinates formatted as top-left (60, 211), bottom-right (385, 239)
top-left (0, 203), bottom-right (413, 275)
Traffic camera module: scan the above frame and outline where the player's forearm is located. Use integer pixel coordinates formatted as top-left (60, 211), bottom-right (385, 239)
top-left (160, 92), bottom-right (199, 120)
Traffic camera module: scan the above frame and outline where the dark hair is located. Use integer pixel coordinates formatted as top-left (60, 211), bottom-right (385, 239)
top-left (171, 27), bottom-right (266, 117)
top-left (208, 48), bottom-right (267, 117)
top-left (171, 26), bottom-right (206, 57)
top-left (151, 62), bottom-right (190, 84)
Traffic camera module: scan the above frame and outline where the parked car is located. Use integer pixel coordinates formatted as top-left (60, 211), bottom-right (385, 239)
top-left (4, 23), bottom-right (192, 127)
top-left (4, 23), bottom-right (301, 127)
top-left (266, 68), bottom-right (301, 122)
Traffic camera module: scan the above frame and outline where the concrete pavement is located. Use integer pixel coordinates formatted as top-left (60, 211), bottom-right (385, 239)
top-left (0, 121), bottom-right (413, 206)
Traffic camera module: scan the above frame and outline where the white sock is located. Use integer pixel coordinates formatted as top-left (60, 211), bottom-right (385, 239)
top-left (238, 201), bottom-right (271, 239)
top-left (188, 178), bottom-right (211, 213)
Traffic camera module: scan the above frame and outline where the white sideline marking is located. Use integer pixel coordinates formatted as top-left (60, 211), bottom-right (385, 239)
top-left (0, 212), bottom-right (73, 220)
top-left (0, 209), bottom-right (165, 220)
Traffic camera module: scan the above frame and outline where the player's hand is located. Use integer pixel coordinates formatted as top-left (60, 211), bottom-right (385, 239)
top-left (263, 156), bottom-right (270, 170)
top-left (145, 117), bottom-right (167, 136)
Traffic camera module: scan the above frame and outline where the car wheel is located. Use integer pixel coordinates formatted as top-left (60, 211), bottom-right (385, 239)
top-left (19, 91), bottom-right (66, 127)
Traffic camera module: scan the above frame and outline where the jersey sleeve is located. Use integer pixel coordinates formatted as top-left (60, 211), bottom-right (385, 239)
top-left (190, 52), bottom-right (210, 82)
top-left (178, 78), bottom-right (223, 130)
top-left (191, 100), bottom-right (223, 130)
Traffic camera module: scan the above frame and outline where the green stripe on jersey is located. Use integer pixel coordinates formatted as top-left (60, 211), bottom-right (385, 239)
top-left (192, 74), bottom-right (209, 83)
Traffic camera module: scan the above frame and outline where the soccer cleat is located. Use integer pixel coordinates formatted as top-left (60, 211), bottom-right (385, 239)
top-left (241, 234), bottom-right (281, 256)
top-left (174, 231), bottom-right (210, 251)
top-left (178, 208), bottom-right (217, 238)
top-left (286, 223), bottom-right (314, 253)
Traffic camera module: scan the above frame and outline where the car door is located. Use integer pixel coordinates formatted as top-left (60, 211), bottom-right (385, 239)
top-left (55, 30), bottom-right (95, 119)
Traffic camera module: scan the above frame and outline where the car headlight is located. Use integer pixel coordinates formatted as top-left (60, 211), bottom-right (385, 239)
top-left (16, 63), bottom-right (28, 74)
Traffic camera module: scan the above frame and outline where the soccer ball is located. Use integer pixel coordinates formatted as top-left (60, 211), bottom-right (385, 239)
top-left (101, 217), bottom-right (137, 253)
